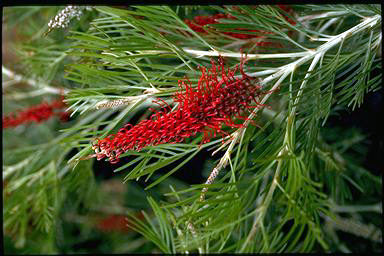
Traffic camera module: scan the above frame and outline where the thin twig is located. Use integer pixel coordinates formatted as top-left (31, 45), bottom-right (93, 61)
top-left (322, 213), bottom-right (382, 243)
top-left (199, 130), bottom-right (243, 201)
top-left (186, 221), bottom-right (203, 254)
top-left (241, 158), bottom-right (284, 252)
top-left (328, 200), bottom-right (382, 213)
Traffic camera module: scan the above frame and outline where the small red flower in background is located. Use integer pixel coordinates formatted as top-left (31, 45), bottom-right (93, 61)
top-left (276, 5), bottom-right (296, 26)
top-left (184, 5), bottom-right (295, 40)
top-left (96, 213), bottom-right (145, 233)
top-left (97, 214), bottom-right (130, 233)
top-left (184, 13), bottom-right (266, 40)
top-left (92, 56), bottom-right (270, 164)
top-left (184, 13), bottom-right (233, 34)
top-left (2, 94), bottom-right (70, 129)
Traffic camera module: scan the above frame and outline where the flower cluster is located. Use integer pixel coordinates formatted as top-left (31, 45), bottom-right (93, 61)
top-left (47, 6), bottom-right (84, 30)
top-left (92, 57), bottom-right (269, 164)
top-left (2, 95), bottom-right (69, 129)
top-left (184, 5), bottom-right (295, 40)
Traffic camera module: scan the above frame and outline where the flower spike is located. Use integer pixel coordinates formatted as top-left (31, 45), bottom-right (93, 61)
top-left (92, 57), bottom-right (270, 163)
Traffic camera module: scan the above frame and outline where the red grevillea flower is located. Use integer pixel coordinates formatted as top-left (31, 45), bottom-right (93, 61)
top-left (92, 57), bottom-right (269, 164)
top-left (2, 94), bottom-right (69, 129)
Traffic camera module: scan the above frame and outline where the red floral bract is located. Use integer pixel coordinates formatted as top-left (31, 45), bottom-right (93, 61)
top-left (93, 57), bottom-right (269, 164)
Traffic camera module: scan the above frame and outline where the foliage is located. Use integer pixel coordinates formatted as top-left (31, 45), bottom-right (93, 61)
top-left (2, 5), bottom-right (382, 253)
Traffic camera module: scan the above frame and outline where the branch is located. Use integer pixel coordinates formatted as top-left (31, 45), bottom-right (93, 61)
top-left (182, 48), bottom-right (308, 59)
top-left (328, 200), bottom-right (382, 213)
top-left (2, 66), bottom-right (69, 99)
top-left (323, 213), bottom-right (382, 243)
top-left (297, 11), bottom-right (349, 23)
top-left (208, 14), bottom-right (380, 250)
top-left (248, 14), bottom-right (381, 84)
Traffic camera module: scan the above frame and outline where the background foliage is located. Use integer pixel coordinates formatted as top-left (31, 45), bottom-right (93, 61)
top-left (2, 5), bottom-right (382, 253)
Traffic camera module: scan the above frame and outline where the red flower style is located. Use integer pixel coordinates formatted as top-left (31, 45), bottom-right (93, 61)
top-left (2, 94), bottom-right (69, 129)
top-left (92, 57), bottom-right (269, 164)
